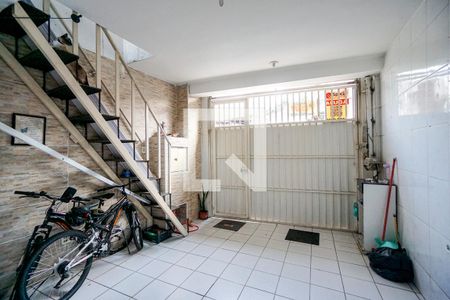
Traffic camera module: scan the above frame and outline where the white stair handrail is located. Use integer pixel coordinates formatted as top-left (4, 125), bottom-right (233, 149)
top-left (0, 120), bottom-right (153, 206)
top-left (49, 2), bottom-right (145, 145)
top-left (0, 39), bottom-right (153, 222)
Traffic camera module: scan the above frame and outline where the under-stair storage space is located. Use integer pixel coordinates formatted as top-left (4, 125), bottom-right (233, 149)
top-left (0, 0), bottom-right (187, 239)
top-left (150, 135), bottom-right (189, 196)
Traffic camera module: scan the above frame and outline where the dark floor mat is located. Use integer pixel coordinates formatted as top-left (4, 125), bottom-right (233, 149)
top-left (285, 229), bottom-right (320, 245)
top-left (214, 220), bottom-right (246, 231)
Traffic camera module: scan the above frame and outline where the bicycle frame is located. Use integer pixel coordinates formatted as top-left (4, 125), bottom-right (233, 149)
top-left (56, 195), bottom-right (133, 274)
top-left (65, 232), bottom-right (99, 270)
top-left (21, 200), bottom-right (71, 265)
top-left (10, 189), bottom-right (77, 300)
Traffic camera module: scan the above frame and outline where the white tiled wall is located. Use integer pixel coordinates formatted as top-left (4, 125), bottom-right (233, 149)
top-left (380, 0), bottom-right (450, 299)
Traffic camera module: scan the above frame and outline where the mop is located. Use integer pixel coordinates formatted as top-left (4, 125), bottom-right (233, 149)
top-left (369, 157), bottom-right (414, 282)
top-left (375, 157), bottom-right (399, 249)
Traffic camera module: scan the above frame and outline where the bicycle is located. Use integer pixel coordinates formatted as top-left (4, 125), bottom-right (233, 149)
top-left (93, 184), bottom-right (144, 254)
top-left (9, 187), bottom-right (117, 299)
top-left (13, 185), bottom-right (144, 299)
top-left (9, 187), bottom-right (108, 299)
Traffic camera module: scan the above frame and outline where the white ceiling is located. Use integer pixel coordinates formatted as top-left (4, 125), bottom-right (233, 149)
top-left (59, 0), bottom-right (421, 84)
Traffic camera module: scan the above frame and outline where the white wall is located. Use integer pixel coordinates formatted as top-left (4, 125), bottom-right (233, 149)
top-left (190, 54), bottom-right (384, 97)
top-left (381, 0), bottom-right (449, 299)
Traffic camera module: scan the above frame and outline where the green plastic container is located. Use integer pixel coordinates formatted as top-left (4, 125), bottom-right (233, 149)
top-left (143, 227), bottom-right (171, 244)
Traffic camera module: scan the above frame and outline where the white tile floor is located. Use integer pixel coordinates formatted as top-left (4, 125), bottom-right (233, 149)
top-left (73, 218), bottom-right (423, 300)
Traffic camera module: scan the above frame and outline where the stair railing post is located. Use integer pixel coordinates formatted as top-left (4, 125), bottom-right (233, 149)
top-left (102, 28), bottom-right (172, 143)
top-left (42, 0), bottom-right (50, 14)
top-left (131, 81), bottom-right (135, 140)
top-left (115, 50), bottom-right (120, 117)
top-left (95, 24), bottom-right (102, 88)
top-left (72, 11), bottom-right (79, 55)
top-left (144, 103), bottom-right (149, 161)
top-left (167, 142), bottom-right (171, 197)
top-left (49, 6), bottom-right (144, 145)
top-left (157, 124), bottom-right (161, 178)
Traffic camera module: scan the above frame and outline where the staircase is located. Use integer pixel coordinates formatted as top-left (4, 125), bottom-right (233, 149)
top-left (0, 1), bottom-right (187, 236)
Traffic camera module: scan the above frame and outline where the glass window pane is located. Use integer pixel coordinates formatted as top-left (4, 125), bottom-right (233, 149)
top-left (294, 93), bottom-right (300, 122)
top-left (319, 90), bottom-right (326, 120)
top-left (260, 97), bottom-right (265, 124)
top-left (312, 90), bottom-right (318, 120)
top-left (276, 95), bottom-right (282, 123)
top-left (270, 95), bottom-right (276, 124)
top-left (300, 92), bottom-right (306, 122)
top-left (347, 87), bottom-right (354, 119)
top-left (249, 98), bottom-right (254, 125)
top-left (265, 96), bottom-right (270, 124)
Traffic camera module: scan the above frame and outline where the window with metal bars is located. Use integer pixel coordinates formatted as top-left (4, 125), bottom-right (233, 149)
top-left (214, 86), bottom-right (355, 127)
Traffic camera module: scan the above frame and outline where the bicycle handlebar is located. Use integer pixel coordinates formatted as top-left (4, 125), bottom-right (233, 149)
top-left (14, 191), bottom-right (47, 198)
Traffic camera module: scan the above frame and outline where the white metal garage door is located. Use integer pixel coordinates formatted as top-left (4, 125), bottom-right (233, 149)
top-left (249, 122), bottom-right (357, 229)
top-left (214, 126), bottom-right (249, 218)
top-left (212, 86), bottom-right (358, 230)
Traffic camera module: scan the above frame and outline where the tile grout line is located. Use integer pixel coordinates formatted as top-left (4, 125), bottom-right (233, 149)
top-left (184, 220), bottom-right (223, 299)
top-left (333, 230), bottom-right (348, 300)
top-left (197, 226), bottom-right (381, 298)
top-left (235, 223), bottom-right (267, 299)
top-left (356, 230), bottom-right (385, 300)
top-left (161, 220), bottom-right (220, 299)
top-left (87, 219), bottom-right (424, 300)
top-left (89, 272), bottom-right (153, 300)
top-left (308, 231), bottom-right (313, 300)
top-left (174, 222), bottom-right (256, 299)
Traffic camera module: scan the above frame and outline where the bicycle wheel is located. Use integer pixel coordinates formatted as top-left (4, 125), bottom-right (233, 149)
top-left (17, 230), bottom-right (93, 300)
top-left (129, 207), bottom-right (144, 251)
top-left (107, 209), bottom-right (132, 254)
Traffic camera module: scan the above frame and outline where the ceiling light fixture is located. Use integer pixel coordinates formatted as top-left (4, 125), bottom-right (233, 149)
top-left (219, 0), bottom-right (224, 7)
top-left (269, 60), bottom-right (279, 68)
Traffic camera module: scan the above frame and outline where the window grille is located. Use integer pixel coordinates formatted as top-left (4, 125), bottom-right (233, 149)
top-left (214, 86), bottom-right (355, 127)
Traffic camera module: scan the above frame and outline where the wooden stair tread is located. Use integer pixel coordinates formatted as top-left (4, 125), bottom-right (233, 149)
top-left (69, 113), bottom-right (119, 124)
top-left (88, 138), bottom-right (136, 144)
top-left (104, 158), bottom-right (149, 163)
top-left (47, 84), bottom-right (101, 100)
top-left (19, 48), bottom-right (79, 72)
top-left (0, 1), bottom-right (49, 38)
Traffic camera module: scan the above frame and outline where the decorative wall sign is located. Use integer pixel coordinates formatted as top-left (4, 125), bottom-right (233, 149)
top-left (11, 113), bottom-right (47, 146)
top-left (326, 88), bottom-right (349, 120)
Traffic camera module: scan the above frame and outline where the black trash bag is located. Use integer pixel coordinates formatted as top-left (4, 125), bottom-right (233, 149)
top-left (368, 247), bottom-right (414, 283)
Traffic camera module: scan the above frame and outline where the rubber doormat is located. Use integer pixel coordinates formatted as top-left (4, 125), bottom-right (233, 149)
top-left (214, 220), bottom-right (246, 231)
top-left (285, 229), bottom-right (320, 245)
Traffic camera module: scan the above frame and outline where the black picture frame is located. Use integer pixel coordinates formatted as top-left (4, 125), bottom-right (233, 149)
top-left (11, 113), bottom-right (47, 146)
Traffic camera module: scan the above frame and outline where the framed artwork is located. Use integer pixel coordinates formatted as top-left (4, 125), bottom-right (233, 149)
top-left (11, 113), bottom-right (47, 146)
